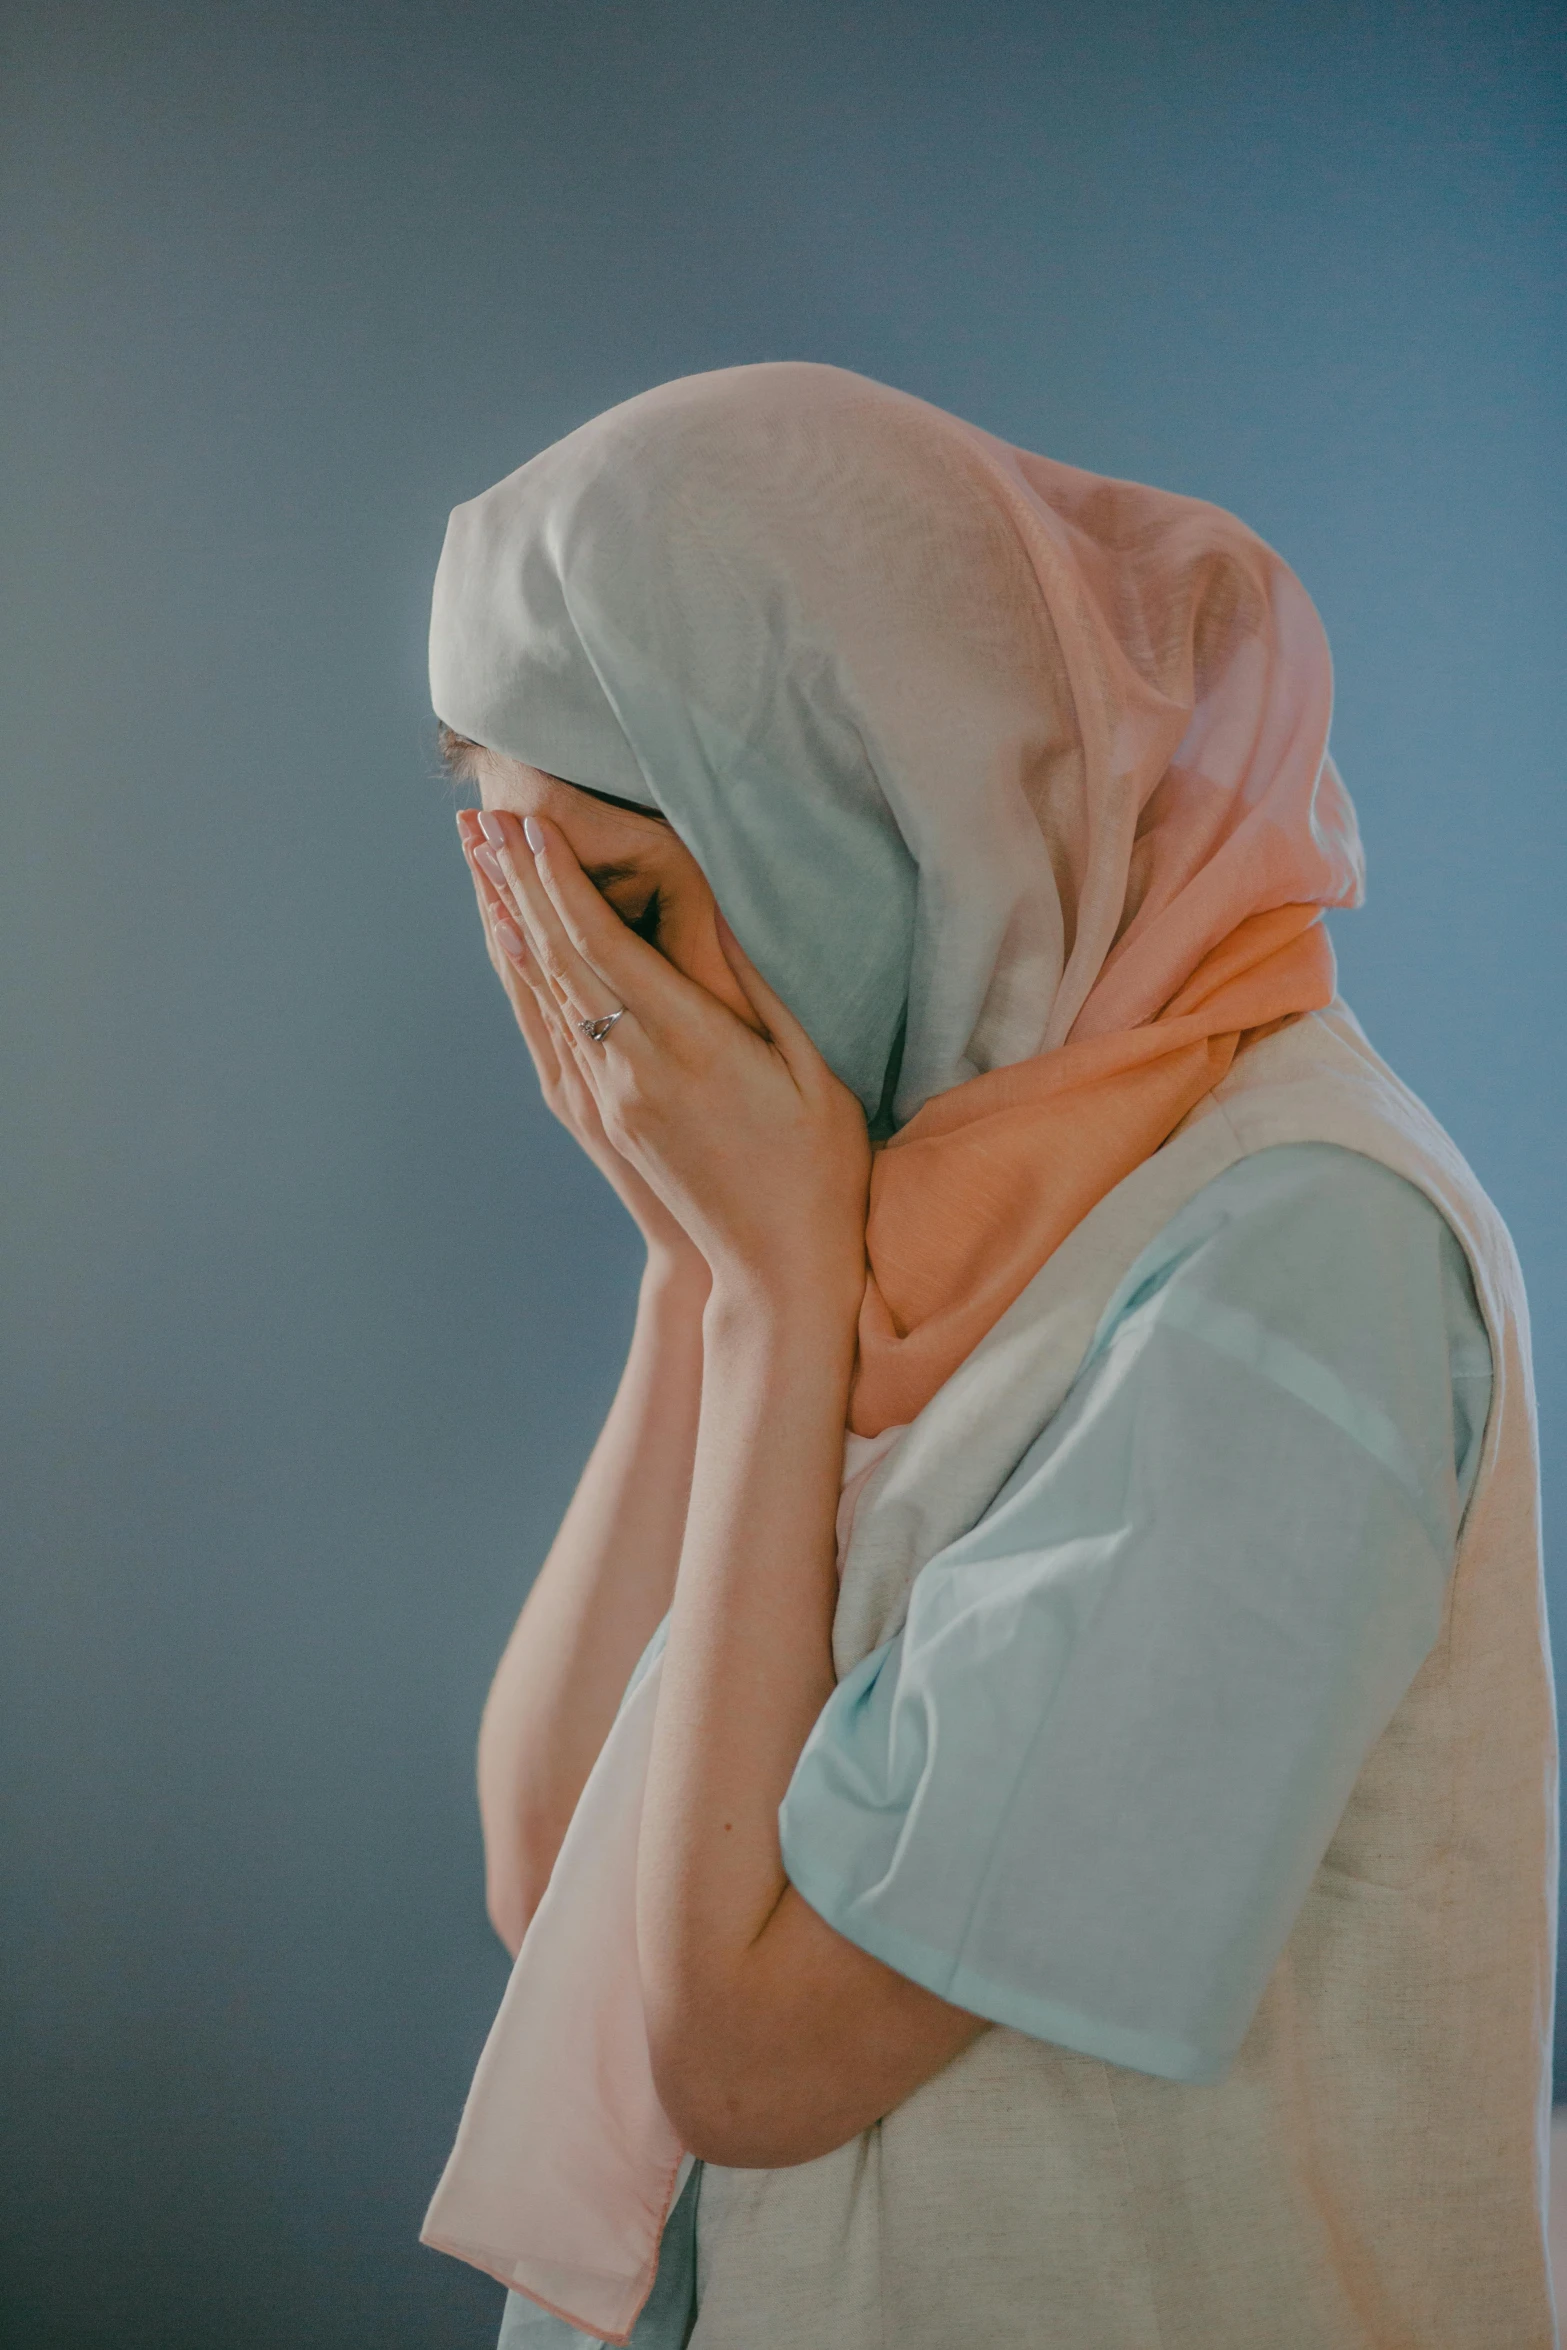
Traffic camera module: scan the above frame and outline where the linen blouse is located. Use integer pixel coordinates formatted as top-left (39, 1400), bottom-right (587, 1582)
top-left (499, 1140), bottom-right (1492, 2349)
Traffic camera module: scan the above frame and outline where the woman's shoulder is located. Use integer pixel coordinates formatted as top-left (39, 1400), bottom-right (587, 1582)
top-left (1086, 1138), bottom-right (1492, 1512)
top-left (1158, 1134), bottom-right (1450, 1227)
top-left (1109, 1139), bottom-right (1484, 1343)
top-left (1207, 1000), bottom-right (1523, 1315)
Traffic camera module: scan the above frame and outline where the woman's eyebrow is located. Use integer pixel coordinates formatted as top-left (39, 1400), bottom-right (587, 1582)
top-left (581, 860), bottom-right (647, 891)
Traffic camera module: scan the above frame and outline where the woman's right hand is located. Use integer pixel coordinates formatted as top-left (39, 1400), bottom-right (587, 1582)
top-left (457, 811), bottom-right (709, 1288)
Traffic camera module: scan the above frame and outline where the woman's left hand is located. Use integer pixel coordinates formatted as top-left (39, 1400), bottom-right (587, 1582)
top-left (491, 815), bottom-right (872, 1314)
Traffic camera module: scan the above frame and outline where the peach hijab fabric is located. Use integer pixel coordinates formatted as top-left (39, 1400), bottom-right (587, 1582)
top-left (422, 364), bottom-right (1365, 2335)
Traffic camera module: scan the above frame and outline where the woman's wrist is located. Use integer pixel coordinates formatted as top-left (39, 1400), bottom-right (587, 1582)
top-left (640, 1240), bottom-right (712, 1318)
top-left (701, 1259), bottom-right (863, 1359)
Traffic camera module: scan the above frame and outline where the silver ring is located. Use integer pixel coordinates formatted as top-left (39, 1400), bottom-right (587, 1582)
top-left (579, 1008), bottom-right (626, 1045)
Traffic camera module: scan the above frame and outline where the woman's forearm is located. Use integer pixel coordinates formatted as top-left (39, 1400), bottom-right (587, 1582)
top-left (636, 1274), bottom-right (985, 2166)
top-left (637, 1279), bottom-right (850, 1964)
top-left (637, 1280), bottom-right (852, 2129)
top-left (478, 1250), bottom-right (707, 1952)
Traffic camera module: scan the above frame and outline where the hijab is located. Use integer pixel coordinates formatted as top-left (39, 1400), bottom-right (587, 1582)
top-left (423, 363), bottom-right (1365, 2335)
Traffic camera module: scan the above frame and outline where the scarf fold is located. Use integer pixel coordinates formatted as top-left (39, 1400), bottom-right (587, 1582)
top-left (853, 902), bottom-right (1333, 1434)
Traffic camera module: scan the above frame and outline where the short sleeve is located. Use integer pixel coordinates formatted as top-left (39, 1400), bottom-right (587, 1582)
top-left (778, 1142), bottom-right (1492, 2085)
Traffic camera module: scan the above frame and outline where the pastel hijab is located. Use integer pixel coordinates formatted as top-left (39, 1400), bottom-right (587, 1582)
top-left (422, 363), bottom-right (1364, 2335)
top-left (431, 362), bottom-right (1361, 1435)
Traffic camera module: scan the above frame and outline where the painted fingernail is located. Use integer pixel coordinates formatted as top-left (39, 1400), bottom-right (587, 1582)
top-left (475, 846), bottom-right (505, 883)
top-left (523, 816), bottom-right (545, 853)
top-left (478, 811), bottom-right (506, 847)
top-left (493, 916), bottom-right (527, 962)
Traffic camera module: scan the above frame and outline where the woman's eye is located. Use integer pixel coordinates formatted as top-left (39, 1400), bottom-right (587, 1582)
top-left (626, 889), bottom-right (663, 946)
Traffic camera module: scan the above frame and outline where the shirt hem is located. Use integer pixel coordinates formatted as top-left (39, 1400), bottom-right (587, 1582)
top-left (781, 1834), bottom-right (1233, 2087)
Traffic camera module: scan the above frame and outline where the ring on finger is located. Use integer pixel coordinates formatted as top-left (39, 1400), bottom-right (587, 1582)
top-left (579, 1008), bottom-right (626, 1045)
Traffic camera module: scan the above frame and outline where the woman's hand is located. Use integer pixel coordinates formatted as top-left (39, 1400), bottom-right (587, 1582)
top-left (482, 812), bottom-right (871, 1316)
top-left (458, 811), bottom-right (705, 1287)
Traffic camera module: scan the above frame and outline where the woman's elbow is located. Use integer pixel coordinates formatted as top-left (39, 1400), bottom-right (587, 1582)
top-left (655, 2071), bottom-right (836, 2170)
top-left (484, 1876), bottom-right (531, 1959)
top-left (481, 1812), bottom-right (564, 1958)
top-left (649, 2020), bottom-right (862, 2170)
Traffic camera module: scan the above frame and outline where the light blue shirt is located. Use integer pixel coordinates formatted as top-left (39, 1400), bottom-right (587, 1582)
top-left (499, 1141), bottom-right (1491, 2348)
top-left (779, 1141), bottom-right (1491, 2084)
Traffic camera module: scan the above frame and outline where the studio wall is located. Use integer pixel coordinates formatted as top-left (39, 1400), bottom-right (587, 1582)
top-left (2, 4), bottom-right (1562, 2342)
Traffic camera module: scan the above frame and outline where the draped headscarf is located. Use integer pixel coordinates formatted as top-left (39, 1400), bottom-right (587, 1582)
top-left (423, 363), bottom-right (1364, 2336)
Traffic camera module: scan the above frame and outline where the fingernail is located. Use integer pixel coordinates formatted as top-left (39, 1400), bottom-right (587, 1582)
top-left (478, 812), bottom-right (506, 847)
top-left (493, 916), bottom-right (527, 962)
top-left (475, 846), bottom-right (505, 883)
top-left (523, 816), bottom-right (545, 853)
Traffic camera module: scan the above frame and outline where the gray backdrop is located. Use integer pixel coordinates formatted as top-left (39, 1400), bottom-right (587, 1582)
top-left (2, 3), bottom-right (1562, 2343)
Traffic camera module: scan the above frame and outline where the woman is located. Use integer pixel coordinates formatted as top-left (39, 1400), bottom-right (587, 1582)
top-left (420, 364), bottom-right (1555, 2348)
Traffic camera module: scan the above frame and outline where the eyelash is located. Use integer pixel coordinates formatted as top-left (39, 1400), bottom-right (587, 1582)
top-left (627, 888), bottom-right (663, 946)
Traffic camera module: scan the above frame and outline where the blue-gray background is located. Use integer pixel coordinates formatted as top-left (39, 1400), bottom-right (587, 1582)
top-left (2, 2), bottom-right (1562, 2343)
